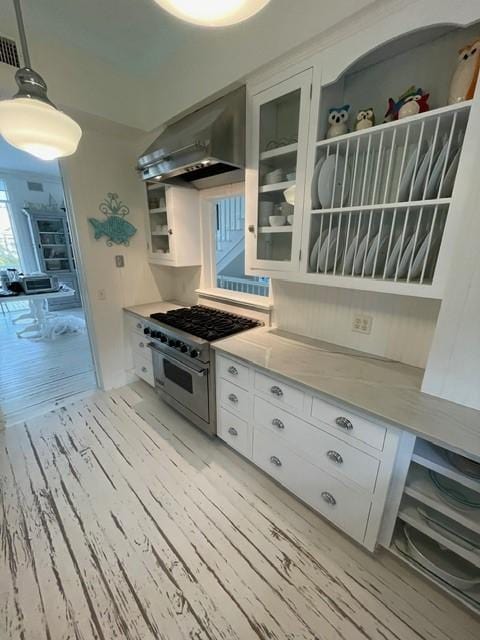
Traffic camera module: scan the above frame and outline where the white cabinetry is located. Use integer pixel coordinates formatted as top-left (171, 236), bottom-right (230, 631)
top-left (145, 183), bottom-right (201, 267)
top-left (129, 316), bottom-right (154, 386)
top-left (245, 11), bottom-right (480, 299)
top-left (215, 352), bottom-right (400, 550)
top-left (246, 69), bottom-right (312, 273)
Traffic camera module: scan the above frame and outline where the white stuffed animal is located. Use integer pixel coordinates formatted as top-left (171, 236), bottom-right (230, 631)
top-left (327, 105), bottom-right (350, 138)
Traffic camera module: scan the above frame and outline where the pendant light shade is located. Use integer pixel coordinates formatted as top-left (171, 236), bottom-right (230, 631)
top-left (0, 0), bottom-right (82, 161)
top-left (0, 98), bottom-right (82, 160)
top-left (155, 0), bottom-right (271, 26)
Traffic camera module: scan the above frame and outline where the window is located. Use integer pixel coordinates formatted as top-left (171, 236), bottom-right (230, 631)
top-left (0, 180), bottom-right (21, 269)
top-left (211, 191), bottom-right (269, 297)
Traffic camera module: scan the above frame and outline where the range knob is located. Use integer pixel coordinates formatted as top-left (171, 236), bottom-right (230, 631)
top-left (180, 344), bottom-right (188, 353)
top-left (168, 338), bottom-right (176, 347)
top-left (151, 330), bottom-right (159, 339)
top-left (160, 334), bottom-right (168, 343)
top-left (143, 327), bottom-right (151, 335)
top-left (190, 349), bottom-right (199, 359)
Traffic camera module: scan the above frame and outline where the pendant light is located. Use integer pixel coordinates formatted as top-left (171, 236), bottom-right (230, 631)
top-left (0, 0), bottom-right (82, 161)
top-left (155, 0), bottom-right (271, 27)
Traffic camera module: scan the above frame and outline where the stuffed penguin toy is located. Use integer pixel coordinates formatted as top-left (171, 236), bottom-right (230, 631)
top-left (355, 108), bottom-right (375, 131)
top-left (327, 105), bottom-right (350, 138)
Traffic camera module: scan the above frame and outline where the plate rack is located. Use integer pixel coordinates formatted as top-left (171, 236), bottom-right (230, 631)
top-left (390, 438), bottom-right (480, 614)
top-left (307, 102), bottom-right (472, 288)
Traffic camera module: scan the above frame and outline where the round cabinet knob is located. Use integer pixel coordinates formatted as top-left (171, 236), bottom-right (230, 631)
top-left (321, 491), bottom-right (336, 506)
top-left (168, 228), bottom-right (173, 235)
top-left (335, 416), bottom-right (353, 431)
top-left (326, 450), bottom-right (343, 464)
top-left (143, 327), bottom-right (150, 335)
top-left (139, 342), bottom-right (145, 348)
top-left (270, 385), bottom-right (283, 397)
top-left (228, 393), bottom-right (238, 404)
top-left (141, 366), bottom-right (147, 373)
top-left (190, 349), bottom-right (199, 359)
top-left (269, 456), bottom-right (282, 467)
top-left (272, 418), bottom-right (285, 430)
top-left (136, 323), bottom-right (142, 330)
top-left (228, 427), bottom-right (238, 436)
top-left (228, 366), bottom-right (238, 376)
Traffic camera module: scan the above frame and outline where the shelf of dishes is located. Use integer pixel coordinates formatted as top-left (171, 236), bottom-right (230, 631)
top-left (307, 203), bottom-right (445, 284)
top-left (390, 441), bottom-right (480, 613)
top-left (310, 101), bottom-right (470, 213)
top-left (260, 142), bottom-right (298, 161)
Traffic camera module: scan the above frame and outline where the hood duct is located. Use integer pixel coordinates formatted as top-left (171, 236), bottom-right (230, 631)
top-left (138, 86), bottom-right (245, 189)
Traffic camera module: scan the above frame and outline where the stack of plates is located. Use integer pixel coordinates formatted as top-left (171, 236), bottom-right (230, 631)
top-left (309, 227), bottom-right (345, 273)
top-left (429, 470), bottom-right (480, 510)
top-left (311, 155), bottom-right (351, 209)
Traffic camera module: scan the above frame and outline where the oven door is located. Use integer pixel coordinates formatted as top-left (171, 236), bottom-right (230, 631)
top-left (149, 343), bottom-right (210, 423)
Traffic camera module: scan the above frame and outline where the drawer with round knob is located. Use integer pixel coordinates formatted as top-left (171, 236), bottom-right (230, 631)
top-left (217, 378), bottom-right (252, 419)
top-left (217, 355), bottom-right (250, 390)
top-left (252, 426), bottom-right (371, 543)
top-left (217, 407), bottom-right (252, 459)
top-left (133, 353), bottom-right (154, 387)
top-left (254, 371), bottom-right (305, 411)
top-left (311, 396), bottom-right (386, 451)
top-left (254, 396), bottom-right (379, 492)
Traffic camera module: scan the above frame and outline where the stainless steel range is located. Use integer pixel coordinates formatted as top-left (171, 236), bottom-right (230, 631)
top-left (143, 305), bottom-right (262, 435)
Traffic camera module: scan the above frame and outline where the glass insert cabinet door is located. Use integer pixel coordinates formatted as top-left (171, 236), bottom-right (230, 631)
top-left (247, 68), bottom-right (312, 272)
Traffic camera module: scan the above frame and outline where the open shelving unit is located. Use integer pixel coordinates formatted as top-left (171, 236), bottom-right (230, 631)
top-left (388, 438), bottom-right (480, 614)
top-left (306, 101), bottom-right (471, 292)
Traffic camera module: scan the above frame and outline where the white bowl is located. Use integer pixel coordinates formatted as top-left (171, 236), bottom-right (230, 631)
top-left (287, 214), bottom-right (294, 225)
top-left (265, 169), bottom-right (283, 184)
top-left (269, 215), bottom-right (287, 227)
top-left (284, 184), bottom-right (296, 205)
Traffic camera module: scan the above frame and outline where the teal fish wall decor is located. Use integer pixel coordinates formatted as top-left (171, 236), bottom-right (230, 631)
top-left (88, 192), bottom-right (137, 246)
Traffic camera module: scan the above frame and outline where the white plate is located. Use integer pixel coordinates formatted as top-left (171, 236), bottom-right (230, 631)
top-left (440, 147), bottom-right (460, 198)
top-left (425, 139), bottom-right (456, 199)
top-left (317, 227), bottom-right (344, 273)
top-left (364, 230), bottom-right (390, 276)
top-left (398, 143), bottom-right (427, 201)
top-left (397, 233), bottom-right (418, 279)
top-left (353, 232), bottom-right (370, 275)
top-left (410, 229), bottom-right (442, 280)
top-left (317, 155), bottom-right (350, 208)
top-left (343, 232), bottom-right (359, 274)
top-left (311, 158), bottom-right (324, 209)
top-left (411, 144), bottom-right (435, 201)
top-left (385, 233), bottom-right (412, 278)
top-left (309, 229), bottom-right (328, 271)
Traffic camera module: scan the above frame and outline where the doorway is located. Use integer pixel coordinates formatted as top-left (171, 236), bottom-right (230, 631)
top-left (0, 139), bottom-right (97, 427)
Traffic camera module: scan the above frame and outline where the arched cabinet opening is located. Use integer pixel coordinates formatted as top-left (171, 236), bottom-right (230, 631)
top-left (306, 21), bottom-right (480, 296)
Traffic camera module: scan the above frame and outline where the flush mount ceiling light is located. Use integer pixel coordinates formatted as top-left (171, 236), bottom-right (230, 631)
top-left (0, 0), bottom-right (82, 161)
top-left (155, 0), bottom-right (271, 27)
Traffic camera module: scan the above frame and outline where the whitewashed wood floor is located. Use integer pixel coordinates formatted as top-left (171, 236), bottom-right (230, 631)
top-left (1, 381), bottom-right (479, 640)
top-left (0, 308), bottom-right (96, 427)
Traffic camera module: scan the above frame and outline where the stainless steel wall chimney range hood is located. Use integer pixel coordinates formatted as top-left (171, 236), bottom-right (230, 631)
top-left (138, 86), bottom-right (245, 189)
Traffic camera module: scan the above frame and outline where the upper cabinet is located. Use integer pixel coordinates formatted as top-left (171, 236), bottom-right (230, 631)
top-left (246, 69), bottom-right (312, 272)
top-left (245, 12), bottom-right (480, 298)
top-left (145, 183), bottom-right (201, 267)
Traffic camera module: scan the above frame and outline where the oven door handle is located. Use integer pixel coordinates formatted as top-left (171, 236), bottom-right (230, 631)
top-left (148, 342), bottom-right (208, 377)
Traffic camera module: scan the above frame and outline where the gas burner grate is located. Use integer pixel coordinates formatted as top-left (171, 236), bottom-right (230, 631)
top-left (150, 305), bottom-right (262, 341)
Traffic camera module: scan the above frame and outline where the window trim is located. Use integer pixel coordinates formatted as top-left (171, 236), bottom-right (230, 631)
top-left (199, 183), bottom-right (273, 307)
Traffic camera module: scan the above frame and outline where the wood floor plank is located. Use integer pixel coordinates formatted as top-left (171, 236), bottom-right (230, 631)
top-left (1, 382), bottom-right (479, 640)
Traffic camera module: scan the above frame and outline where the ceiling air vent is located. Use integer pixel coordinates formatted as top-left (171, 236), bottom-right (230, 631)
top-left (0, 36), bottom-right (20, 68)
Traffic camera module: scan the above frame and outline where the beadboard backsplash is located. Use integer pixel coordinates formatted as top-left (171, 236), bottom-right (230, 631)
top-left (271, 280), bottom-right (440, 369)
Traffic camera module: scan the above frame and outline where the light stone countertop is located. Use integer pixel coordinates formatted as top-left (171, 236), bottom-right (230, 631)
top-left (213, 327), bottom-right (480, 461)
top-left (124, 301), bottom-right (184, 319)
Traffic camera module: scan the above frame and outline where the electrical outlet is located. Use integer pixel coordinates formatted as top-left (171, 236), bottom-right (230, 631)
top-left (352, 314), bottom-right (373, 335)
top-left (98, 289), bottom-right (106, 301)
top-left (115, 255), bottom-right (125, 268)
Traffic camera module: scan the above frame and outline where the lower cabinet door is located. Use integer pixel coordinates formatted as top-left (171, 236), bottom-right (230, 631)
top-left (217, 407), bottom-right (253, 459)
top-left (253, 426), bottom-right (371, 543)
top-left (134, 353), bottom-right (154, 386)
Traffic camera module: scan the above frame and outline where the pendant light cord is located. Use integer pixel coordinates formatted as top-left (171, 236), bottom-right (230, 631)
top-left (13, 0), bottom-right (31, 68)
